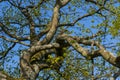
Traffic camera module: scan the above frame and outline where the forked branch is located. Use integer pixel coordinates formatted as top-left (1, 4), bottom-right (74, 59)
top-left (57, 34), bottom-right (120, 68)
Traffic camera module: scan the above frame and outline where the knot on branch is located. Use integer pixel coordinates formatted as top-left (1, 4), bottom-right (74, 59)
top-left (115, 56), bottom-right (120, 64)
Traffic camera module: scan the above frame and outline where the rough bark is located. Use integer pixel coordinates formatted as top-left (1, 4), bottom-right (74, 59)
top-left (20, 50), bottom-right (49, 80)
top-left (20, 50), bottom-right (35, 80)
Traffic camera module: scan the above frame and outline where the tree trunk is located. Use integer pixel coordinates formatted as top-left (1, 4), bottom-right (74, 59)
top-left (20, 50), bottom-right (39, 80)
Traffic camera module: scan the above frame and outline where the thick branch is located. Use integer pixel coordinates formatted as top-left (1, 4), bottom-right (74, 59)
top-left (30, 48), bottom-right (57, 63)
top-left (32, 62), bottom-right (49, 73)
top-left (41, 0), bottom-right (70, 44)
top-left (28, 43), bottom-right (60, 55)
top-left (20, 50), bottom-right (37, 80)
top-left (58, 34), bottom-right (90, 57)
top-left (57, 34), bottom-right (120, 68)
top-left (73, 38), bottom-right (119, 67)
top-left (71, 37), bottom-right (117, 67)
top-left (20, 50), bottom-right (50, 80)
top-left (60, 35), bottom-right (120, 68)
top-left (40, 1), bottom-right (60, 44)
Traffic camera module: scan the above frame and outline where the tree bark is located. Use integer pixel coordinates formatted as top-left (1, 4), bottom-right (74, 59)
top-left (20, 50), bottom-right (38, 80)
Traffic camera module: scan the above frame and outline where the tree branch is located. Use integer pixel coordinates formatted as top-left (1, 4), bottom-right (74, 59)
top-left (26, 0), bottom-right (45, 9)
top-left (41, 0), bottom-right (70, 44)
top-left (57, 34), bottom-right (120, 68)
top-left (28, 43), bottom-right (60, 54)
top-left (32, 62), bottom-right (49, 73)
top-left (58, 8), bottom-right (101, 27)
top-left (30, 48), bottom-right (57, 63)
top-left (8, 0), bottom-right (38, 45)
top-left (58, 34), bottom-right (90, 57)
top-left (85, 0), bottom-right (116, 14)
top-left (0, 22), bottom-right (29, 41)
top-left (37, 22), bottom-right (51, 39)
top-left (0, 36), bottom-right (30, 46)
top-left (40, 1), bottom-right (60, 44)
top-left (20, 8), bottom-right (36, 44)
top-left (73, 31), bottom-right (104, 40)
top-left (0, 43), bottom-right (16, 60)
